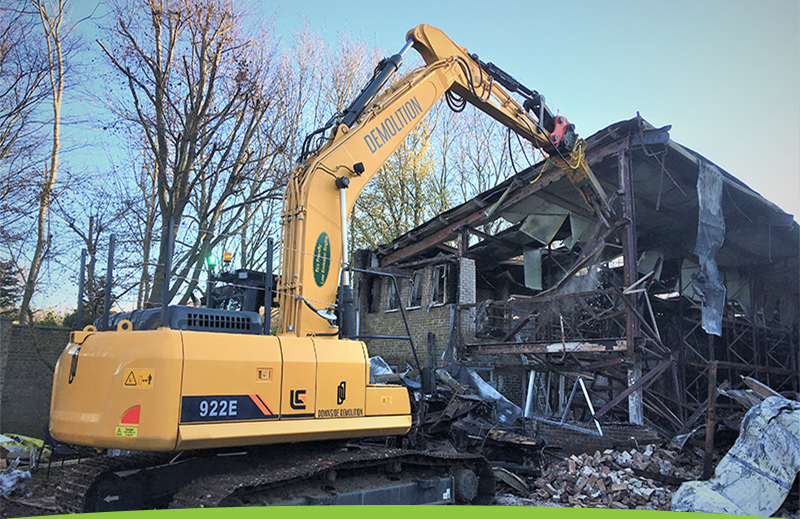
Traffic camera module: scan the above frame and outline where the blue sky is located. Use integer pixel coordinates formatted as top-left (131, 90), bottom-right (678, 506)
top-left (53, 0), bottom-right (798, 311)
top-left (70, 0), bottom-right (799, 213)
top-left (258, 0), bottom-right (800, 216)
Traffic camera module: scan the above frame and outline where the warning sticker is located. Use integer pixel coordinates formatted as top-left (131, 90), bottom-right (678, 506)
top-left (115, 426), bottom-right (138, 438)
top-left (381, 396), bottom-right (393, 405)
top-left (123, 369), bottom-right (153, 389)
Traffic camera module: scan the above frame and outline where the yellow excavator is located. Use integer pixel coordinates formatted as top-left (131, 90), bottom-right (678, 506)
top-left (49, 24), bottom-right (607, 511)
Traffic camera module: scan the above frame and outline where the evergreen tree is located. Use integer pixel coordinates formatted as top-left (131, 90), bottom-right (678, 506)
top-left (0, 260), bottom-right (23, 315)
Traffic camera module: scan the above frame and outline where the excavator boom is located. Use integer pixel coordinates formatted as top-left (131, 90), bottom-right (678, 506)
top-left (278, 24), bottom-right (608, 337)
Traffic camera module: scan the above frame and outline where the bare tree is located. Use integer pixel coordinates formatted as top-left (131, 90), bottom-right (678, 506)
top-left (322, 29), bottom-right (382, 114)
top-left (52, 169), bottom-right (125, 314)
top-left (0, 1), bottom-right (50, 292)
top-left (99, 0), bottom-right (292, 305)
top-left (221, 25), bottom-right (381, 277)
top-left (454, 106), bottom-right (516, 200)
top-left (229, 22), bottom-right (324, 274)
top-left (123, 154), bottom-right (159, 309)
top-left (17, 0), bottom-right (70, 323)
top-left (0, 1), bottom-right (50, 212)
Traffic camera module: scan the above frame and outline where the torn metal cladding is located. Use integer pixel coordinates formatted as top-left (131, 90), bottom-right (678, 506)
top-left (672, 396), bottom-right (800, 516)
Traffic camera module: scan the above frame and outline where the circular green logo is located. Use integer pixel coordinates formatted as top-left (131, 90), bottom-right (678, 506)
top-left (313, 232), bottom-right (331, 287)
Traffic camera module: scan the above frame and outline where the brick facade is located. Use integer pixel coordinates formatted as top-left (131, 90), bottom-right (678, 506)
top-left (0, 320), bottom-right (69, 437)
top-left (356, 256), bottom-right (477, 371)
top-left (358, 262), bottom-right (455, 369)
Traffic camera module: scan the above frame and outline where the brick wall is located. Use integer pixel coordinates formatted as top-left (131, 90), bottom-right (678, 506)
top-left (535, 422), bottom-right (663, 455)
top-left (358, 258), bottom-right (476, 369)
top-left (0, 320), bottom-right (69, 437)
top-left (360, 303), bottom-right (453, 368)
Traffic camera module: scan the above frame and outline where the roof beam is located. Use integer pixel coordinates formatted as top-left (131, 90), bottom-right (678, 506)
top-left (586, 126), bottom-right (671, 165)
top-left (381, 167), bottom-right (565, 266)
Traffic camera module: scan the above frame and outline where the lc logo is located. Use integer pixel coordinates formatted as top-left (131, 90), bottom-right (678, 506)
top-left (337, 381), bottom-right (346, 405)
top-left (290, 389), bottom-right (306, 410)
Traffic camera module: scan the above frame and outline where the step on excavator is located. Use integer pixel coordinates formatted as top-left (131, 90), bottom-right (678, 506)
top-left (49, 24), bottom-right (608, 511)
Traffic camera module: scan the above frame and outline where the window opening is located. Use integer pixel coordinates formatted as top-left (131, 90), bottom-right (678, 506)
top-left (408, 270), bottom-right (423, 308)
top-left (431, 265), bottom-right (447, 306)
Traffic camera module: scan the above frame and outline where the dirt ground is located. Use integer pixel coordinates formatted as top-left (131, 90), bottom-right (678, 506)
top-left (0, 474), bottom-right (60, 518)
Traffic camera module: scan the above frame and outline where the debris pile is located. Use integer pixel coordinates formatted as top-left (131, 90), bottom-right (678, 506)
top-left (530, 445), bottom-right (701, 510)
top-left (0, 459), bottom-right (31, 499)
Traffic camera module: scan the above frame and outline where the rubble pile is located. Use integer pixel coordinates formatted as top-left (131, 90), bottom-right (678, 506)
top-left (530, 445), bottom-right (701, 510)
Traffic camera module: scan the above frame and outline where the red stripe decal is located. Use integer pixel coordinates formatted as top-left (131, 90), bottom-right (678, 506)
top-left (255, 394), bottom-right (274, 415)
top-left (249, 394), bottom-right (273, 416)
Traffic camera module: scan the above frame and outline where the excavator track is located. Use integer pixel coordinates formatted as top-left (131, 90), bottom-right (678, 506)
top-left (56, 444), bottom-right (494, 512)
top-left (170, 446), bottom-right (494, 507)
top-left (57, 452), bottom-right (175, 514)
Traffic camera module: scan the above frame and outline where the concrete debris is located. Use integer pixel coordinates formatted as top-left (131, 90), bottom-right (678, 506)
top-left (0, 459), bottom-right (31, 498)
top-left (671, 396), bottom-right (800, 516)
top-left (530, 446), bottom-right (701, 510)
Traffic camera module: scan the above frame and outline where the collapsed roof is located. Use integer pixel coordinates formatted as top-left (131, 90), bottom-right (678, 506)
top-left (376, 115), bottom-right (799, 326)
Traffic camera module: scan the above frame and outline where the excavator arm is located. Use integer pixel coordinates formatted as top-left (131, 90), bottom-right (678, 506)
top-left (278, 24), bottom-right (608, 337)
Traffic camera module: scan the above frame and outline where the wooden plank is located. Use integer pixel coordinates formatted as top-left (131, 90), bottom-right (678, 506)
top-left (467, 340), bottom-right (626, 356)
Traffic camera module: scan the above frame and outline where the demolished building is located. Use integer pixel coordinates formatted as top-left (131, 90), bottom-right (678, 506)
top-left (352, 115), bottom-right (799, 453)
